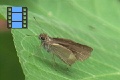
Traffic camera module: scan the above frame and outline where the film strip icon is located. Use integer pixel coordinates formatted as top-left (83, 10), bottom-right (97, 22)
top-left (7, 7), bottom-right (28, 29)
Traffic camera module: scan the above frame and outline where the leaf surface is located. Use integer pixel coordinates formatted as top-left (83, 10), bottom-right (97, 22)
top-left (0, 0), bottom-right (120, 80)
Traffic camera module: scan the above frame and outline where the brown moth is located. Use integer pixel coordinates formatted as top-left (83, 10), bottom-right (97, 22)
top-left (32, 17), bottom-right (93, 66)
top-left (39, 33), bottom-right (93, 66)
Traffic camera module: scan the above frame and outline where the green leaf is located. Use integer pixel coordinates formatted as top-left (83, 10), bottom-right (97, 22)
top-left (1, 0), bottom-right (120, 80)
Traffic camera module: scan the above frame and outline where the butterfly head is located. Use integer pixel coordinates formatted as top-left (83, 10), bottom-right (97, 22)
top-left (39, 33), bottom-right (50, 42)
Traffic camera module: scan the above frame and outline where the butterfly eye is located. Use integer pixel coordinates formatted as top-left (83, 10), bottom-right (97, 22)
top-left (40, 36), bottom-right (45, 40)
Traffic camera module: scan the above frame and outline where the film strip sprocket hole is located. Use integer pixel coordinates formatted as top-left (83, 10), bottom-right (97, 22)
top-left (7, 7), bottom-right (28, 29)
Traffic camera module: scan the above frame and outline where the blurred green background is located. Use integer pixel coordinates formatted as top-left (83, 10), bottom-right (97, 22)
top-left (0, 14), bottom-right (24, 80)
top-left (0, 31), bottom-right (24, 80)
top-left (0, 0), bottom-right (31, 80)
top-left (0, 1), bottom-right (46, 80)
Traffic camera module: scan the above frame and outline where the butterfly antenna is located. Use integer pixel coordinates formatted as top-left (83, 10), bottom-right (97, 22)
top-left (26, 34), bottom-right (38, 37)
top-left (33, 17), bottom-right (44, 33)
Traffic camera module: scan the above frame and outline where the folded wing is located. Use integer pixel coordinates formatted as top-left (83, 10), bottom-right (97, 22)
top-left (53, 38), bottom-right (93, 61)
top-left (50, 43), bottom-right (77, 65)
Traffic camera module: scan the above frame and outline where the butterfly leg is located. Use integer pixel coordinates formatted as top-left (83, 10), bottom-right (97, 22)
top-left (39, 43), bottom-right (44, 49)
top-left (66, 64), bottom-right (71, 70)
top-left (44, 44), bottom-right (50, 52)
top-left (52, 54), bottom-right (58, 68)
top-left (54, 54), bottom-right (56, 62)
top-left (46, 45), bottom-right (50, 52)
top-left (52, 54), bottom-right (56, 64)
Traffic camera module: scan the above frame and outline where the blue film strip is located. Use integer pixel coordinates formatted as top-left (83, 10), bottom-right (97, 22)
top-left (7, 7), bottom-right (28, 29)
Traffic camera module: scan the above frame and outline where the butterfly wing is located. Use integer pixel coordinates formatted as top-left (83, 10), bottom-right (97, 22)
top-left (71, 44), bottom-right (93, 61)
top-left (53, 38), bottom-right (93, 61)
top-left (49, 43), bottom-right (77, 65)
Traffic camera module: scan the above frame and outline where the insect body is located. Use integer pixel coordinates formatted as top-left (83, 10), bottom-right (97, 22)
top-left (39, 33), bottom-right (93, 66)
